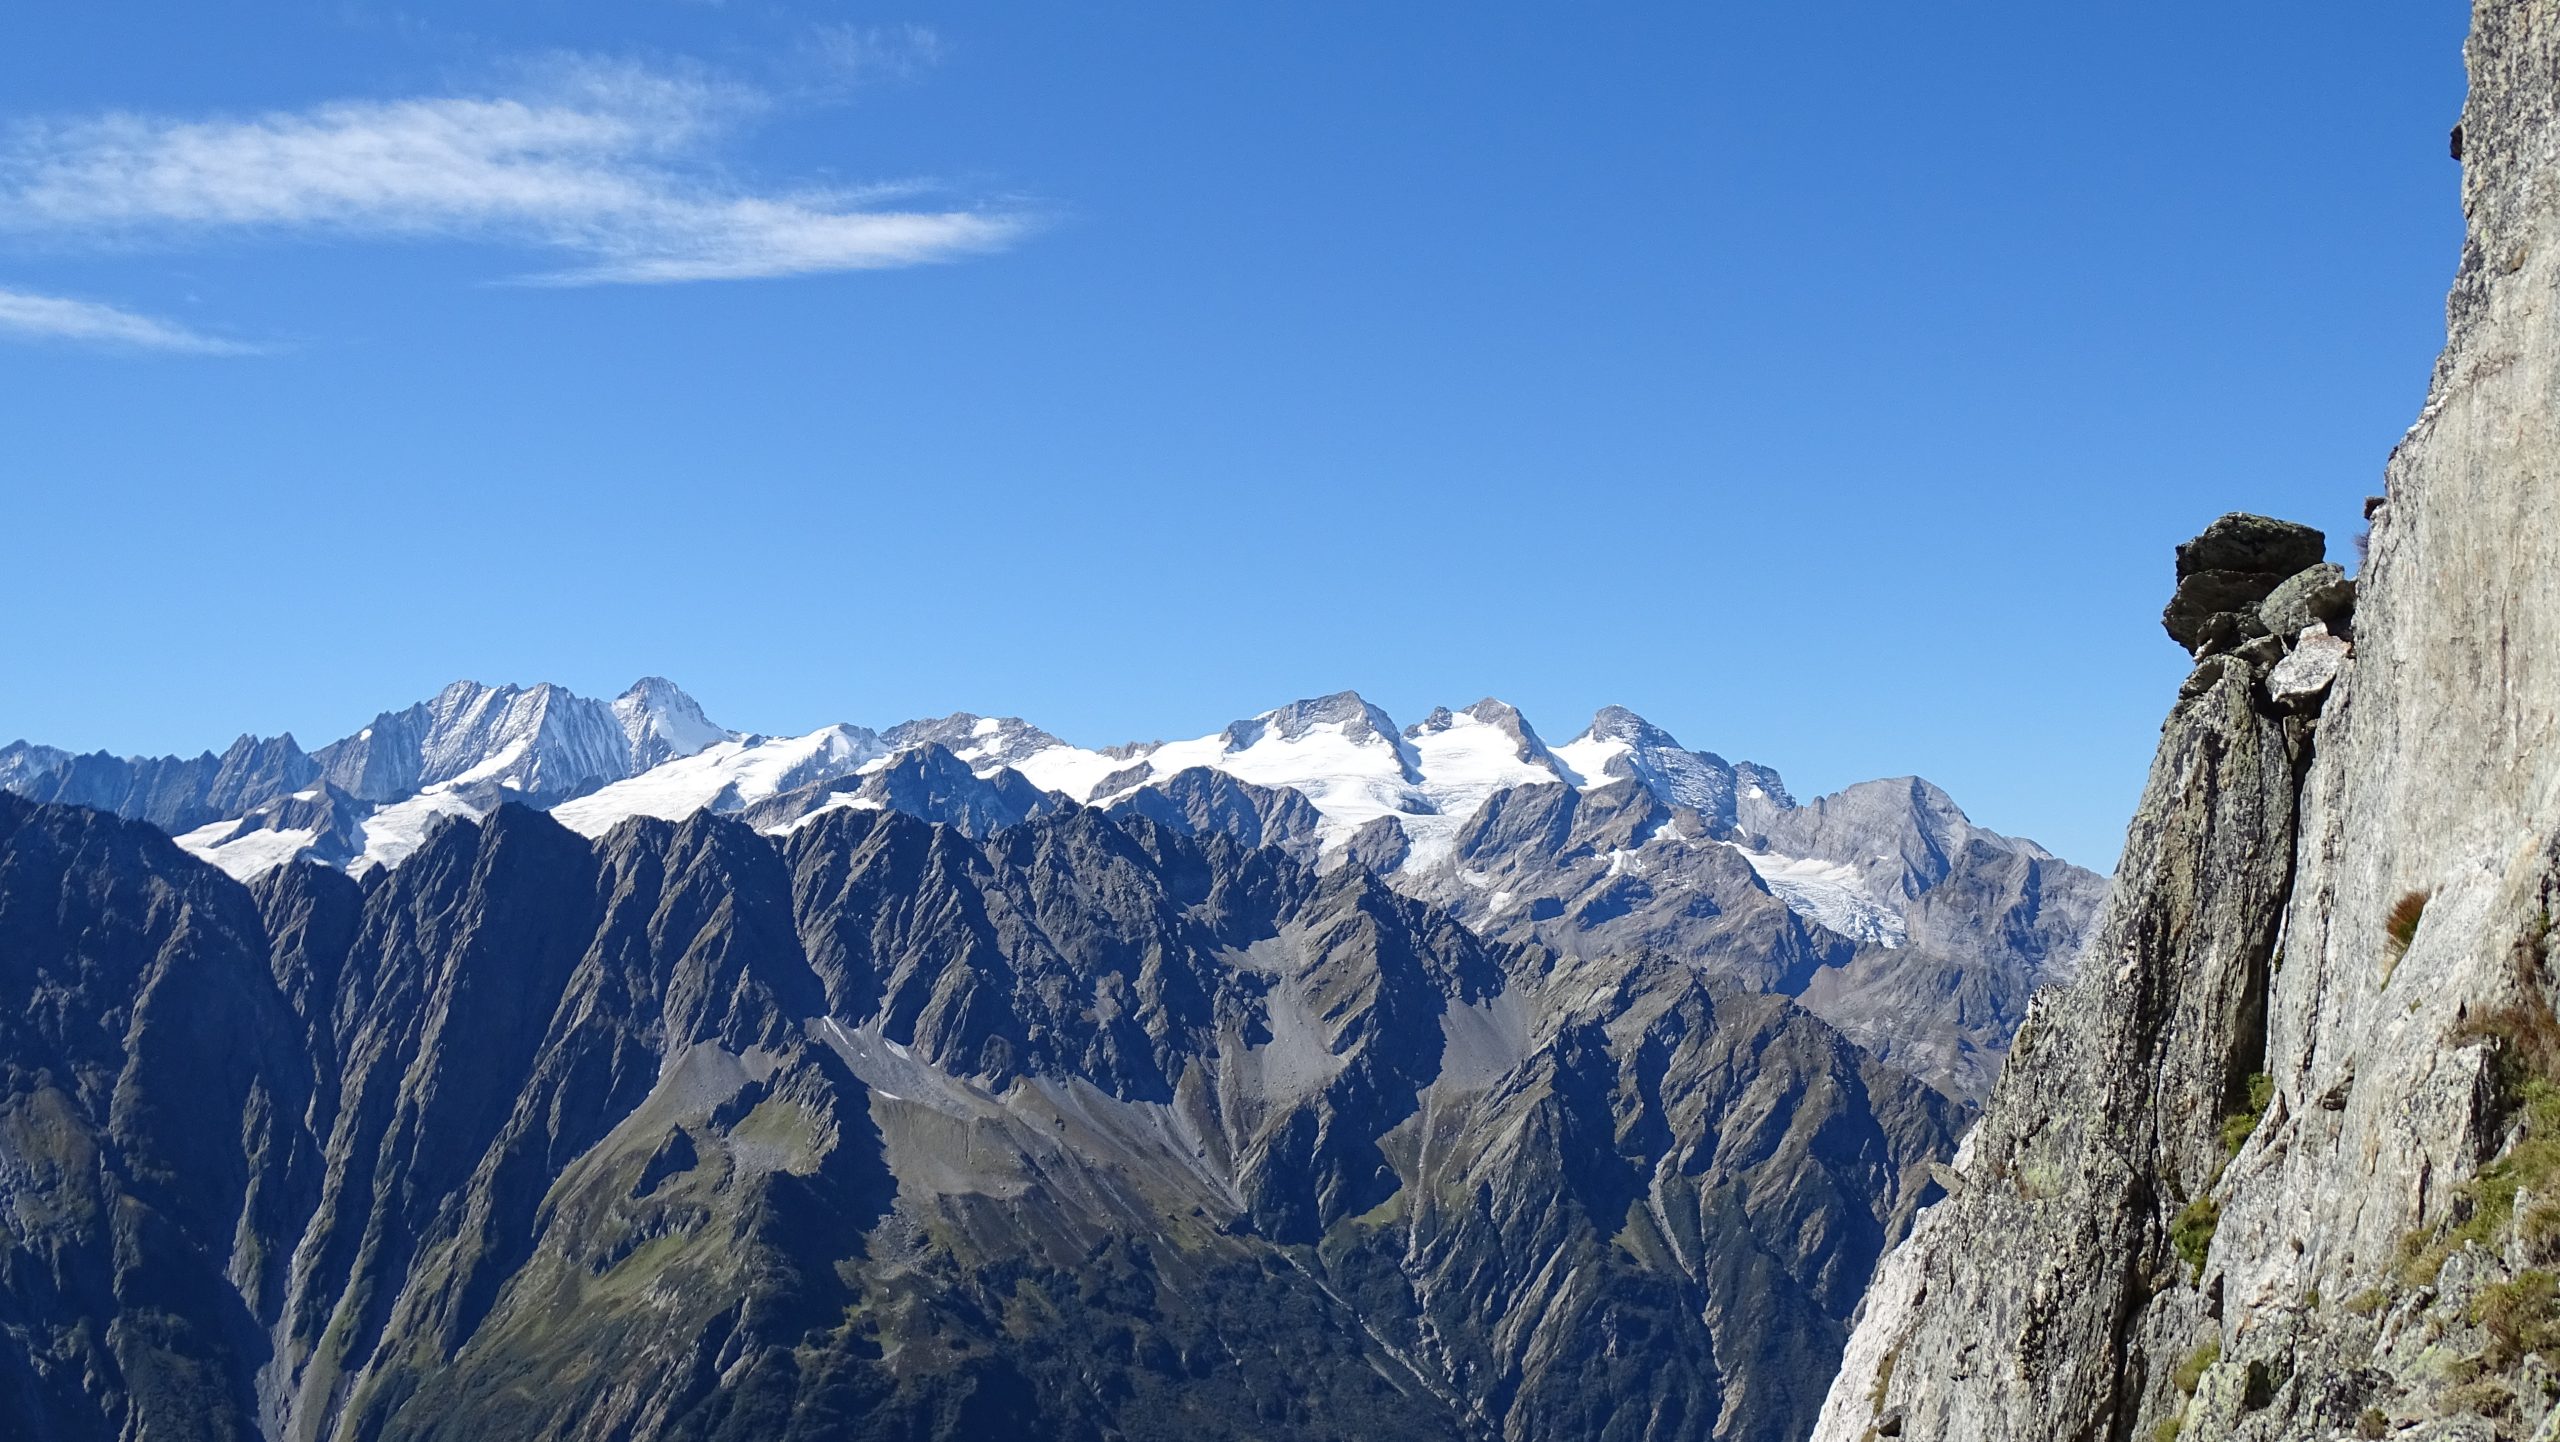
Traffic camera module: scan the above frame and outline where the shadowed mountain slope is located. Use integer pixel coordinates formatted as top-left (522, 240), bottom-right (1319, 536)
top-left (0, 791), bottom-right (1954, 1442)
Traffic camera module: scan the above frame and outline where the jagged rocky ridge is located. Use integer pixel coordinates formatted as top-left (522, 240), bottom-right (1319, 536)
top-left (0, 789), bottom-right (1955, 1442)
top-left (0, 690), bottom-right (2101, 1100)
top-left (1814, 4), bottom-right (2560, 1436)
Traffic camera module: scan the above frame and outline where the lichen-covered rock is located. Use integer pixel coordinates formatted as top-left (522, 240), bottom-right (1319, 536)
top-left (1817, 2), bottom-right (2560, 1437)
top-left (2259, 562), bottom-right (2357, 639)
top-left (2164, 566), bottom-right (2286, 651)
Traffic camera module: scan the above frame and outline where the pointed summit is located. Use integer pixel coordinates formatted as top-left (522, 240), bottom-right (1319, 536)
top-left (1555, 705), bottom-right (1758, 828)
top-left (1584, 703), bottom-right (1681, 747)
top-left (613, 677), bottom-right (731, 769)
top-left (314, 678), bottom-right (729, 803)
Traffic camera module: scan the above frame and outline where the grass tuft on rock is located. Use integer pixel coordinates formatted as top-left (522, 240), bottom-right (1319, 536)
top-left (2473, 1269), bottom-right (2560, 1369)
top-left (2382, 890), bottom-right (2430, 981)
top-left (1867, 1342), bottom-right (1898, 1416)
top-left (2171, 1198), bottom-right (2220, 1277)
top-left (2170, 1337), bottom-right (2219, 1395)
top-left (2401, 1081), bottom-right (2560, 1287)
top-left (2220, 1073), bottom-right (2276, 1157)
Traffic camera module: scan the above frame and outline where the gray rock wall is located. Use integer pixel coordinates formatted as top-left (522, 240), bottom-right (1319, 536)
top-left (1815, 2), bottom-right (2560, 1437)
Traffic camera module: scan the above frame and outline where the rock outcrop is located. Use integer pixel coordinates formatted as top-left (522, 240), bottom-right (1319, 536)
top-left (1815, 2), bottom-right (2560, 1437)
top-left (2161, 513), bottom-right (2330, 655)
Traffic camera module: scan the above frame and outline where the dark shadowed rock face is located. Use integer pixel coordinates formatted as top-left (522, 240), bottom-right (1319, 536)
top-left (0, 794), bottom-right (317, 1442)
top-left (0, 732), bottom-right (321, 834)
top-left (2161, 513), bottom-right (2329, 653)
top-left (0, 790), bottom-right (1954, 1442)
top-left (742, 742), bottom-right (1061, 840)
top-left (1105, 766), bottom-right (1327, 864)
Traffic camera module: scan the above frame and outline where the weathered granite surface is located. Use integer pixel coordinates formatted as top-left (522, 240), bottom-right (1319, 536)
top-left (1815, 3), bottom-right (2560, 1437)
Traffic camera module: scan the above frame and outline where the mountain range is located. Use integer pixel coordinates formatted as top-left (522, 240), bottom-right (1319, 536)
top-left (0, 678), bottom-right (2105, 1440)
top-left (0, 682), bottom-right (2102, 1100)
top-left (0, 776), bottom-right (1957, 1442)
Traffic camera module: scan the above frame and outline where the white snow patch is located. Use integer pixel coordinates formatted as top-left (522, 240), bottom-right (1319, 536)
top-left (179, 826), bottom-right (322, 880)
top-left (771, 791), bottom-right (884, 834)
top-left (1073, 704), bottom-right (1579, 870)
top-left (1139, 719), bottom-right (1419, 854)
top-left (1733, 845), bottom-right (1908, 949)
top-left (1403, 709), bottom-right (1568, 866)
top-left (1551, 735), bottom-right (1629, 789)
top-left (441, 736), bottom-right (532, 789)
top-left (1009, 742), bottom-right (1147, 802)
top-left (356, 788), bottom-right (484, 872)
top-left (549, 725), bottom-right (883, 837)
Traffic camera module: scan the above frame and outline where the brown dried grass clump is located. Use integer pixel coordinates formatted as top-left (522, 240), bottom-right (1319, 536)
top-left (2385, 890), bottom-right (2430, 958)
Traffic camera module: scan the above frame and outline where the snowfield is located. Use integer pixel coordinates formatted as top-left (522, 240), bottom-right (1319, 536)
top-left (117, 678), bottom-right (1934, 953)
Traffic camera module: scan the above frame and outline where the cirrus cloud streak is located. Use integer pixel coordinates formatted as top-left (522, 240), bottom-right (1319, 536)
top-left (0, 63), bottom-right (1029, 286)
top-left (0, 285), bottom-right (255, 353)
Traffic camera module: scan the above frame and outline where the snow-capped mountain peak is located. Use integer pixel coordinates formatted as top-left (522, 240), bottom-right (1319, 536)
top-left (613, 676), bottom-right (733, 769)
top-left (312, 678), bottom-right (736, 808)
top-left (13, 680), bottom-right (2092, 1006)
top-left (1250, 690), bottom-right (1404, 748)
top-left (1409, 699), bottom-right (1557, 760)
top-left (1553, 705), bottom-right (1743, 827)
top-left (549, 722), bottom-right (885, 840)
top-left (882, 713), bottom-right (1069, 774)
top-left (1, 678), bottom-right (2108, 1102)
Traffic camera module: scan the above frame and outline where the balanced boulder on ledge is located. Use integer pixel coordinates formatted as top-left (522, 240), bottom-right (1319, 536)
top-left (2160, 512), bottom-right (2328, 653)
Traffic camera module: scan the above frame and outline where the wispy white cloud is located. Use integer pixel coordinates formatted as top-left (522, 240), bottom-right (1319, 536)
top-left (0, 285), bottom-right (254, 353)
top-left (0, 59), bottom-right (1029, 285)
top-left (802, 24), bottom-right (947, 88)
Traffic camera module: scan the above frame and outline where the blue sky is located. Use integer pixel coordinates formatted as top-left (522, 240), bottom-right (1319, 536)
top-left (0, 2), bottom-right (2470, 867)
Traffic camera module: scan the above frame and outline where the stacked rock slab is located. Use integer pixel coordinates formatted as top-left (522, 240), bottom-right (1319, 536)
top-left (2161, 513), bottom-right (2331, 658)
top-left (1815, 1), bottom-right (2560, 1437)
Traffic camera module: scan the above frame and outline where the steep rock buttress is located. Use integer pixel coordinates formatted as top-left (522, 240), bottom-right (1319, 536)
top-left (1816, 2), bottom-right (2560, 1438)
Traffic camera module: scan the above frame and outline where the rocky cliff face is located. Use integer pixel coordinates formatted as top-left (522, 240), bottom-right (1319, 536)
top-left (1814, 3), bottom-right (2560, 1437)
top-left (0, 789), bottom-right (1954, 1442)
